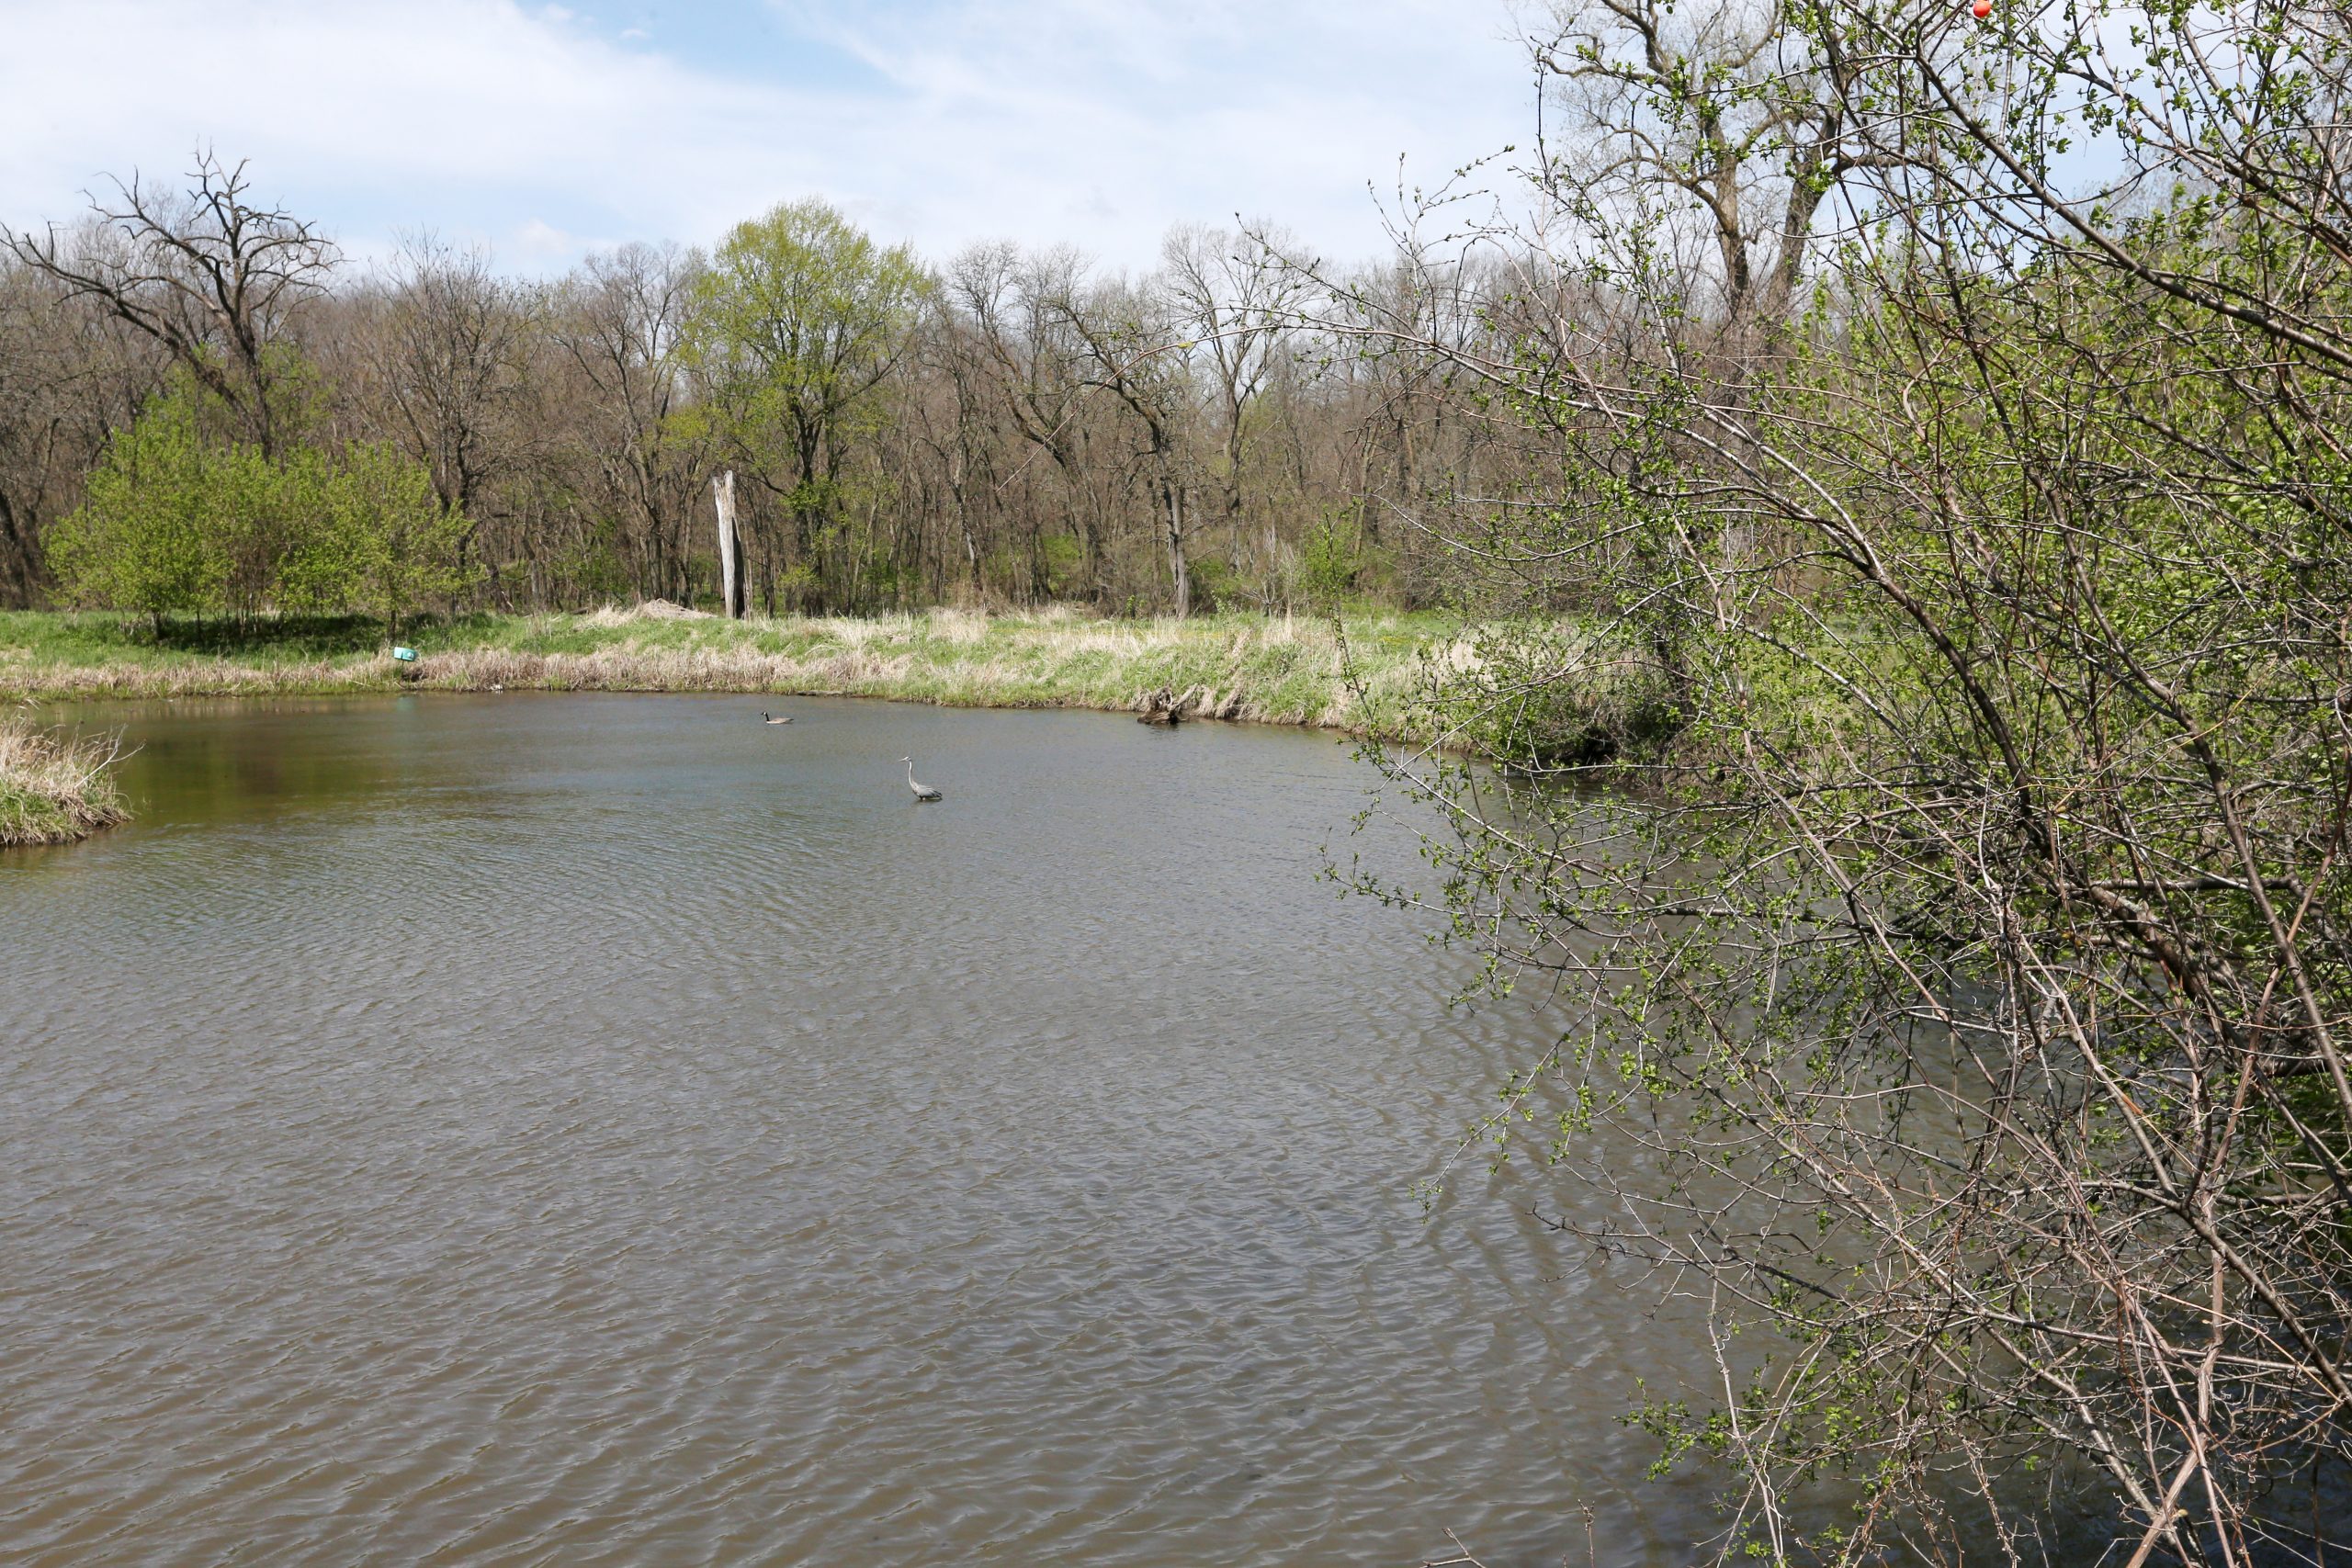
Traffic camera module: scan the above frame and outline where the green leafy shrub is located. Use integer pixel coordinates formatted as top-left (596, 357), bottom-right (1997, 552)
top-left (49, 384), bottom-right (468, 642)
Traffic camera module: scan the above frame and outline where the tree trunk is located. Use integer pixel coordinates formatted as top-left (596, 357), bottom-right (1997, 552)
top-left (0, 490), bottom-right (40, 606)
top-left (1163, 479), bottom-right (1191, 618)
top-left (713, 469), bottom-right (745, 619)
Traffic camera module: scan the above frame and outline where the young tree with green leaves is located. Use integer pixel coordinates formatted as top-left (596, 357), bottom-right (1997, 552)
top-left (50, 369), bottom-right (465, 643)
top-left (280, 441), bottom-right (471, 643)
top-left (46, 392), bottom-right (224, 632)
top-left (681, 198), bottom-right (928, 612)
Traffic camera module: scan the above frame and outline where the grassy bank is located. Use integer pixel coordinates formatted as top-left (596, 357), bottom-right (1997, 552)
top-left (0, 605), bottom-right (1470, 735)
top-left (0, 719), bottom-right (130, 846)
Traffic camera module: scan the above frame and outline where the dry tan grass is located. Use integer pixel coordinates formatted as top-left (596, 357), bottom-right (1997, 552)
top-left (17, 660), bottom-right (362, 699)
top-left (582, 599), bottom-right (713, 626)
top-left (926, 608), bottom-right (992, 645)
top-left (0, 608), bottom-right (1459, 738)
top-left (0, 719), bottom-right (130, 846)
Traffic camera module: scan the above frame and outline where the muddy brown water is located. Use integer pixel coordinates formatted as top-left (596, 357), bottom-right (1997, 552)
top-left (1, 694), bottom-right (1725, 1565)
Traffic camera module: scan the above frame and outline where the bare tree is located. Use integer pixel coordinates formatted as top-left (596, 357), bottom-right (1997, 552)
top-left (547, 241), bottom-right (707, 604)
top-left (1046, 275), bottom-right (1202, 615)
top-left (952, 243), bottom-right (1114, 600)
top-left (0, 254), bottom-right (166, 604)
top-left (357, 234), bottom-right (536, 587)
top-left (6, 150), bottom-right (335, 457)
top-left (1161, 224), bottom-right (1311, 586)
top-left (1525, 0), bottom-right (1891, 326)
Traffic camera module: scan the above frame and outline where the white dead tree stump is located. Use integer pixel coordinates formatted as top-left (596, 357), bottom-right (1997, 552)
top-left (713, 469), bottom-right (744, 619)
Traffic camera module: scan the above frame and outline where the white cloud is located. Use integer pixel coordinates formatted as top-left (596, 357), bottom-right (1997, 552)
top-left (0, 0), bottom-right (1533, 275)
top-left (513, 217), bottom-right (590, 260)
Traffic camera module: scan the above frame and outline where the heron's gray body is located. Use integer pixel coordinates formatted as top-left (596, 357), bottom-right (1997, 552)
top-left (899, 758), bottom-right (943, 801)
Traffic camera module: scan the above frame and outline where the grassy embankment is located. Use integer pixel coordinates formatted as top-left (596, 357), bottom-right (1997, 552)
top-left (0, 604), bottom-right (1472, 733)
top-left (0, 719), bottom-right (129, 846)
top-left (0, 604), bottom-right (1701, 841)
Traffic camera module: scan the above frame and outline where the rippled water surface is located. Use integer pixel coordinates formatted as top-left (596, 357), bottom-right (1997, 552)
top-left (2, 694), bottom-right (1723, 1565)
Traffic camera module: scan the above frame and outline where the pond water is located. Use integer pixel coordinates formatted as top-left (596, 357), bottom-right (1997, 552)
top-left (1, 694), bottom-right (1723, 1565)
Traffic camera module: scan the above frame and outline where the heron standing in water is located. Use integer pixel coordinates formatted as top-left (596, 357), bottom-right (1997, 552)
top-left (899, 757), bottom-right (943, 801)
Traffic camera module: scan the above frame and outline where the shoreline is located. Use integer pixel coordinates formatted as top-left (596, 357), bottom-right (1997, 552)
top-left (0, 605), bottom-right (1450, 738)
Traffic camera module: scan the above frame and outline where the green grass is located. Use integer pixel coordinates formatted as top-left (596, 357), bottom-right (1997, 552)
top-left (0, 605), bottom-right (1475, 736)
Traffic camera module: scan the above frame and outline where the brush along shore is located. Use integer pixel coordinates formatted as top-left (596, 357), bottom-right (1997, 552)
top-left (0, 605), bottom-right (1471, 733)
top-left (0, 719), bottom-right (129, 846)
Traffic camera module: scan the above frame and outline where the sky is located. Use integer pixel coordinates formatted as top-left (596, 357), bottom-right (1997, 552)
top-left (0, 0), bottom-right (1539, 277)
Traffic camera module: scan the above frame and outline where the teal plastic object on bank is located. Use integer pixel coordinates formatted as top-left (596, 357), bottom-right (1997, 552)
top-left (391, 647), bottom-right (418, 662)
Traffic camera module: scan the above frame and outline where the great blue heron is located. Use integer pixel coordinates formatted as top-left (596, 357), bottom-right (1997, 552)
top-left (899, 757), bottom-right (943, 801)
top-left (762, 712), bottom-right (792, 725)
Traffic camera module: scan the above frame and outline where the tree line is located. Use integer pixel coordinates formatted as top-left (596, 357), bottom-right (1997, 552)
top-left (0, 159), bottom-right (1532, 625)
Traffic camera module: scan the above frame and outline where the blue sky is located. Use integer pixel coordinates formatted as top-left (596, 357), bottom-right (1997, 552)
top-left (0, 0), bottom-right (1538, 276)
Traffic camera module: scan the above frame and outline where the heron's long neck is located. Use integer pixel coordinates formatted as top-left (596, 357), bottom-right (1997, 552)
top-left (905, 761), bottom-right (916, 784)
